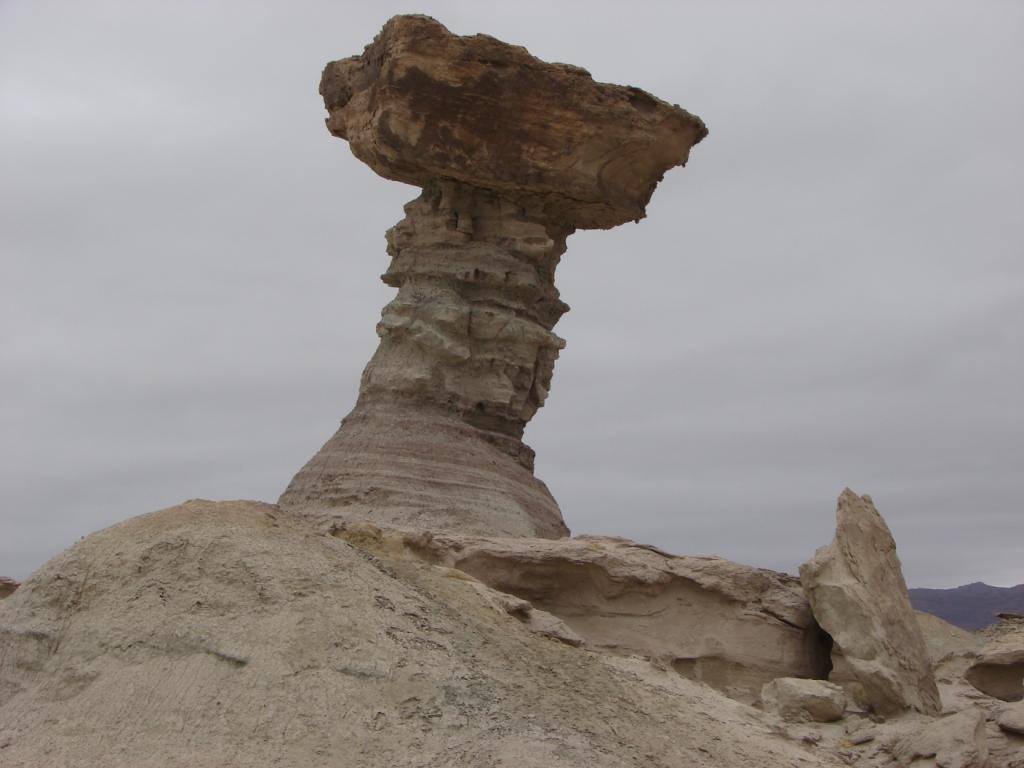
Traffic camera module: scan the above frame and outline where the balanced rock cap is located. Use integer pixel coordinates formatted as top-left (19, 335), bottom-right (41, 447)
top-left (320, 14), bottom-right (708, 229)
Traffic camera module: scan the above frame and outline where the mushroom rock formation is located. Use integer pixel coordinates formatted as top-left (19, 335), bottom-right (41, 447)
top-left (279, 15), bottom-right (707, 538)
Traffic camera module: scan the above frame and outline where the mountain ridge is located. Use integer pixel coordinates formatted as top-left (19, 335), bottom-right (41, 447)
top-left (909, 582), bottom-right (1024, 630)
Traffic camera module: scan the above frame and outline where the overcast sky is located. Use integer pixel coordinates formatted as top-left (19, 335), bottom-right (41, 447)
top-left (2, 1), bottom-right (1021, 588)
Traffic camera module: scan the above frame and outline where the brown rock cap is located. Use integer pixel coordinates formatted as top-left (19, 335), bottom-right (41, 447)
top-left (320, 14), bottom-right (707, 229)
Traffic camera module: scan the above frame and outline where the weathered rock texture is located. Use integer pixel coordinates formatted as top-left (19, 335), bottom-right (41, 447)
top-left (800, 489), bottom-right (941, 716)
top-left (760, 677), bottom-right (846, 722)
top-left (0, 576), bottom-right (18, 599)
top-left (335, 521), bottom-right (832, 704)
top-left (965, 617), bottom-right (1024, 702)
top-left (279, 15), bottom-right (707, 538)
top-left (889, 708), bottom-right (990, 768)
top-left (0, 500), bottom-right (845, 768)
top-left (997, 700), bottom-right (1024, 735)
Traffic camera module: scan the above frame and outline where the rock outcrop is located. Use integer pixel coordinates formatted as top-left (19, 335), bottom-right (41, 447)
top-left (761, 678), bottom-right (846, 722)
top-left (800, 489), bottom-right (941, 716)
top-left (334, 521), bottom-right (832, 704)
top-left (0, 500), bottom-right (845, 768)
top-left (889, 708), bottom-right (990, 768)
top-left (965, 616), bottom-right (1024, 702)
top-left (997, 700), bottom-right (1024, 735)
top-left (0, 577), bottom-right (18, 599)
top-left (279, 15), bottom-right (707, 538)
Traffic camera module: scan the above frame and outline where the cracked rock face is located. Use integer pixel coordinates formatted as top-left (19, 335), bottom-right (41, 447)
top-left (280, 15), bottom-right (706, 537)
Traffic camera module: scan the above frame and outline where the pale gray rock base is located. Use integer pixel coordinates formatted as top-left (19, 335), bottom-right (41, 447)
top-left (280, 401), bottom-right (567, 539)
top-left (0, 500), bottom-right (845, 768)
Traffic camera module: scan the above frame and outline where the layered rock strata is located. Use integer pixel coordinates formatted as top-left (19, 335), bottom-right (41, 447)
top-left (335, 521), bottom-right (833, 704)
top-left (279, 14), bottom-right (707, 537)
top-left (800, 489), bottom-right (941, 716)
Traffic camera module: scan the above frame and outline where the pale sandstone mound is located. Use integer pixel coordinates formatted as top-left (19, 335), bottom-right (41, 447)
top-left (800, 489), bottom-right (941, 716)
top-left (335, 521), bottom-right (832, 704)
top-left (280, 15), bottom-right (706, 538)
top-left (761, 678), bottom-right (846, 723)
top-left (0, 500), bottom-right (844, 768)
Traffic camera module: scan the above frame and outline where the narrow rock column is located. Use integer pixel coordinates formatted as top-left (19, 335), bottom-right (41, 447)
top-left (279, 15), bottom-right (707, 538)
top-left (365, 180), bottom-right (571, 469)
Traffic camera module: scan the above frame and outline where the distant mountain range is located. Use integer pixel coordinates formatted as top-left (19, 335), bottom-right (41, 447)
top-left (909, 582), bottom-right (1024, 630)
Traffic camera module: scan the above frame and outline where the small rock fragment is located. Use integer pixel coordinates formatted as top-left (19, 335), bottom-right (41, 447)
top-left (761, 677), bottom-right (846, 722)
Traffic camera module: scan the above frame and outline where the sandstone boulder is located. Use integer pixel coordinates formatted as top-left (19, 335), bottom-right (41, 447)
top-left (335, 521), bottom-right (832, 704)
top-left (0, 500), bottom-right (845, 768)
top-left (761, 678), bottom-right (846, 722)
top-left (799, 489), bottom-right (940, 715)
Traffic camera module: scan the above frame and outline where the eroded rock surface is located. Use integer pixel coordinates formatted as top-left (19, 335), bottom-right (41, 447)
top-left (0, 500), bottom-right (844, 768)
top-left (889, 708), bottom-right (989, 768)
top-left (335, 521), bottom-right (832, 704)
top-left (965, 617), bottom-right (1024, 702)
top-left (280, 15), bottom-right (706, 538)
top-left (800, 490), bottom-right (941, 716)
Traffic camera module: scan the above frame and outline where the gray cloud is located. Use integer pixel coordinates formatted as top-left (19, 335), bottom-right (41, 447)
top-left (2, 0), bottom-right (1022, 588)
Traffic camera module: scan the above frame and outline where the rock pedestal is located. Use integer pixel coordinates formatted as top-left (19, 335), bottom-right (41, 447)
top-left (279, 15), bottom-right (707, 537)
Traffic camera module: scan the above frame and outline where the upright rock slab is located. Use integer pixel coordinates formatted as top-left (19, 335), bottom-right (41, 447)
top-left (799, 489), bottom-right (941, 715)
top-left (279, 15), bottom-right (707, 538)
